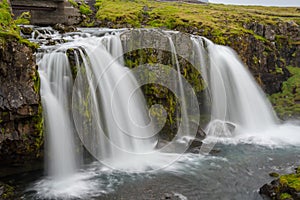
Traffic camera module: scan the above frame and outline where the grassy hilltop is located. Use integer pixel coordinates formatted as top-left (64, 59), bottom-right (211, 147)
top-left (94, 0), bottom-right (300, 43)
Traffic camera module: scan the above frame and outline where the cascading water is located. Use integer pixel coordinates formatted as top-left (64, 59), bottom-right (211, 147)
top-left (71, 35), bottom-right (159, 170)
top-left (166, 34), bottom-right (191, 139)
top-left (192, 37), bottom-right (278, 134)
top-left (38, 32), bottom-right (160, 174)
top-left (38, 51), bottom-right (77, 179)
top-left (191, 36), bottom-right (300, 147)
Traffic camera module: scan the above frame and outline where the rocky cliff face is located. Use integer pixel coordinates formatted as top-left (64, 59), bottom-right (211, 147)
top-left (233, 21), bottom-right (299, 95)
top-left (0, 39), bottom-right (43, 165)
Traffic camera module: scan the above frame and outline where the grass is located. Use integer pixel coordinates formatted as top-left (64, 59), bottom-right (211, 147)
top-left (280, 193), bottom-right (292, 200)
top-left (79, 3), bottom-right (92, 15)
top-left (95, 0), bottom-right (300, 40)
top-left (0, 0), bottom-right (18, 35)
top-left (0, 0), bottom-right (37, 48)
top-left (68, 0), bottom-right (92, 15)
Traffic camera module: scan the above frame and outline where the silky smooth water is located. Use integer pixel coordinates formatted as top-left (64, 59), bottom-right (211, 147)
top-left (191, 36), bottom-right (300, 147)
top-left (38, 52), bottom-right (77, 179)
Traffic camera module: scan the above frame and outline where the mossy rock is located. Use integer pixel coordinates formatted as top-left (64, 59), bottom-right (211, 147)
top-left (0, 183), bottom-right (15, 200)
top-left (260, 167), bottom-right (300, 200)
top-left (270, 172), bottom-right (280, 178)
top-left (269, 66), bottom-right (300, 120)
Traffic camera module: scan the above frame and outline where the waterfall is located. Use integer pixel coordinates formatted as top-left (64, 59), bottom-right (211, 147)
top-left (192, 36), bottom-right (278, 137)
top-left (38, 33), bottom-right (159, 174)
top-left (166, 35), bottom-right (190, 138)
top-left (38, 52), bottom-right (77, 179)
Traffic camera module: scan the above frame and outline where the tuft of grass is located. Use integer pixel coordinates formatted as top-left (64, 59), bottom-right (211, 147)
top-left (14, 11), bottom-right (31, 25)
top-left (280, 173), bottom-right (300, 192)
top-left (0, 0), bottom-right (38, 49)
top-left (280, 193), bottom-right (292, 200)
top-left (79, 2), bottom-right (92, 15)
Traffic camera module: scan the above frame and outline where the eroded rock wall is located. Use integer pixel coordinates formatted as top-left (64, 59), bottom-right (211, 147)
top-left (0, 39), bottom-right (43, 165)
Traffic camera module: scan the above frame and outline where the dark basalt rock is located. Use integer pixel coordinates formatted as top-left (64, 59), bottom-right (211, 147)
top-left (53, 23), bottom-right (77, 33)
top-left (0, 39), bottom-right (43, 166)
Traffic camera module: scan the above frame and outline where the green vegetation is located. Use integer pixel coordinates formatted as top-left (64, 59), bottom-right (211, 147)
top-left (280, 193), bottom-right (292, 200)
top-left (280, 173), bottom-right (300, 191)
top-left (263, 167), bottom-right (300, 199)
top-left (0, 0), bottom-right (37, 48)
top-left (68, 0), bottom-right (94, 26)
top-left (269, 66), bottom-right (300, 119)
top-left (123, 47), bottom-right (207, 139)
top-left (68, 0), bottom-right (93, 15)
top-left (79, 3), bottom-right (92, 15)
top-left (68, 0), bottom-right (78, 7)
top-left (14, 11), bottom-right (31, 25)
top-left (0, 0), bottom-right (18, 36)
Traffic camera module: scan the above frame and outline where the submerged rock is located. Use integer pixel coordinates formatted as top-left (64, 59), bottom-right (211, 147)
top-left (20, 26), bottom-right (33, 36)
top-left (269, 172), bottom-right (280, 178)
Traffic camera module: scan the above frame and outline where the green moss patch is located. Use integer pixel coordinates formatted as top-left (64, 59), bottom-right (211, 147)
top-left (0, 0), bottom-right (18, 35)
top-left (280, 193), bottom-right (292, 200)
top-left (269, 66), bottom-right (300, 119)
top-left (280, 173), bottom-right (300, 192)
top-left (0, 0), bottom-right (38, 49)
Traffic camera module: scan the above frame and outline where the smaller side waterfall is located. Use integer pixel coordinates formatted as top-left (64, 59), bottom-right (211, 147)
top-left (192, 36), bottom-right (278, 136)
top-left (166, 35), bottom-right (190, 138)
top-left (38, 52), bottom-right (77, 179)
